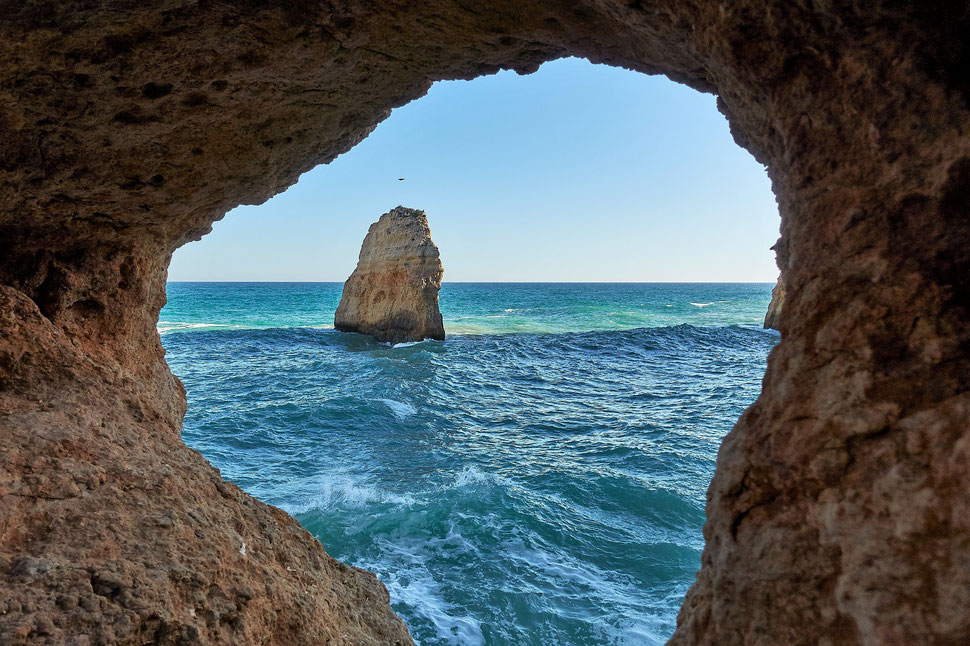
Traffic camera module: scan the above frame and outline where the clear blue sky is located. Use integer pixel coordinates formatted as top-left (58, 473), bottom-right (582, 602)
top-left (170, 58), bottom-right (780, 282)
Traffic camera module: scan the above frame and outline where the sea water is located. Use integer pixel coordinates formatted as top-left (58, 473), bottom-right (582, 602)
top-left (160, 283), bottom-right (777, 645)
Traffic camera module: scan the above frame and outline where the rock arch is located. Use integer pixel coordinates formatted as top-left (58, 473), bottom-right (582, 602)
top-left (1, 2), bottom-right (968, 644)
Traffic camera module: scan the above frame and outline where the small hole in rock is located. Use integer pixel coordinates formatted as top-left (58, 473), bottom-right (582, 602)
top-left (142, 82), bottom-right (173, 99)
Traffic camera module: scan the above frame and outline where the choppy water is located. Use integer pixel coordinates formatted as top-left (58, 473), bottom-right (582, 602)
top-left (160, 283), bottom-right (777, 645)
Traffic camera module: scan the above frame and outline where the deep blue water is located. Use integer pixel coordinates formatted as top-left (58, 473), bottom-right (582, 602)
top-left (160, 282), bottom-right (777, 645)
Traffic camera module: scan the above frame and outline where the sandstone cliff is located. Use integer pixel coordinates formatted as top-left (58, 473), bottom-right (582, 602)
top-left (763, 278), bottom-right (785, 330)
top-left (334, 207), bottom-right (445, 344)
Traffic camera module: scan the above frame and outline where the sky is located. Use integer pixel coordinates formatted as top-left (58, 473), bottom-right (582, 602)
top-left (169, 57), bottom-right (780, 282)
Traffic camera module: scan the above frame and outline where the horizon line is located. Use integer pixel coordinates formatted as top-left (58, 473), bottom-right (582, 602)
top-left (166, 279), bottom-right (777, 284)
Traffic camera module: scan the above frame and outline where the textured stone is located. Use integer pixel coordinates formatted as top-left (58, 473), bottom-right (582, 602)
top-left (1, 2), bottom-right (969, 645)
top-left (763, 278), bottom-right (785, 330)
top-left (0, 286), bottom-right (411, 645)
top-left (334, 207), bottom-right (445, 344)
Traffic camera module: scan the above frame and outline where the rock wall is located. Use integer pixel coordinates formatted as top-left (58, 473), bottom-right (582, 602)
top-left (334, 207), bottom-right (445, 343)
top-left (0, 285), bottom-right (412, 644)
top-left (1, 2), bottom-right (969, 644)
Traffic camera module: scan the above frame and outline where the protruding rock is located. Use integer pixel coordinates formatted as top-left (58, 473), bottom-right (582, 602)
top-left (335, 207), bottom-right (445, 343)
top-left (764, 278), bottom-right (785, 330)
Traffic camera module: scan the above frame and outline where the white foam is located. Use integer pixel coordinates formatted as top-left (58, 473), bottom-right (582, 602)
top-left (502, 541), bottom-right (669, 645)
top-left (282, 471), bottom-right (419, 514)
top-left (358, 538), bottom-right (485, 646)
top-left (157, 320), bottom-right (235, 333)
top-left (615, 621), bottom-right (668, 646)
top-left (452, 464), bottom-right (509, 488)
top-left (378, 398), bottom-right (417, 419)
top-left (384, 567), bottom-right (484, 646)
top-left (442, 324), bottom-right (491, 335)
top-left (689, 302), bottom-right (715, 308)
top-left (389, 340), bottom-right (424, 348)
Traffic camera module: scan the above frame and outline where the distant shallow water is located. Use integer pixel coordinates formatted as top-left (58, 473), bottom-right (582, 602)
top-left (161, 283), bottom-right (777, 645)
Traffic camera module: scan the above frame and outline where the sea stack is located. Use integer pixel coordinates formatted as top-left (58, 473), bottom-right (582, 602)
top-left (335, 206), bottom-right (445, 343)
top-left (763, 278), bottom-right (786, 330)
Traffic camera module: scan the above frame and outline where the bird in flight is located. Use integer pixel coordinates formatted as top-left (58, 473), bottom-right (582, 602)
top-left (398, 177), bottom-right (405, 181)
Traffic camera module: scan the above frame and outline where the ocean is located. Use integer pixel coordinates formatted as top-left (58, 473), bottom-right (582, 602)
top-left (160, 282), bottom-right (777, 645)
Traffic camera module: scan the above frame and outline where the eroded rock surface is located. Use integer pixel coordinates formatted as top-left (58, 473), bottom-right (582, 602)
top-left (335, 207), bottom-right (445, 343)
top-left (1, 1), bottom-right (969, 645)
top-left (763, 278), bottom-right (785, 330)
top-left (0, 284), bottom-right (412, 644)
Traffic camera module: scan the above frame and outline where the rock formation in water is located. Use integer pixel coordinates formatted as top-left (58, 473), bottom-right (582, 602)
top-left (763, 278), bottom-right (785, 330)
top-left (2, 2), bottom-right (970, 645)
top-left (335, 207), bottom-right (445, 343)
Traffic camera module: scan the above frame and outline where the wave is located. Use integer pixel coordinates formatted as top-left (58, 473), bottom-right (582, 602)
top-left (160, 323), bottom-right (775, 357)
top-left (282, 472), bottom-right (420, 514)
top-left (288, 465), bottom-right (510, 518)
top-left (289, 463), bottom-right (675, 646)
top-left (165, 283), bottom-right (775, 646)
top-left (288, 467), bottom-right (509, 646)
top-left (355, 540), bottom-right (486, 646)
top-left (160, 316), bottom-right (768, 339)
top-left (157, 321), bottom-right (238, 333)
top-left (452, 464), bottom-right (511, 489)
top-left (385, 339), bottom-right (431, 349)
top-left (378, 398), bottom-right (417, 419)
top-left (158, 322), bottom-right (335, 336)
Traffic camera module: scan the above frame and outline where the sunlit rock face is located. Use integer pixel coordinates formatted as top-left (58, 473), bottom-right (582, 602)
top-left (763, 279), bottom-right (785, 330)
top-left (335, 207), bottom-right (445, 344)
top-left (1, 1), bottom-right (969, 644)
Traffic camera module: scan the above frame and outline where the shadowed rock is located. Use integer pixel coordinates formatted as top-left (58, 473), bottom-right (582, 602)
top-left (335, 207), bottom-right (445, 344)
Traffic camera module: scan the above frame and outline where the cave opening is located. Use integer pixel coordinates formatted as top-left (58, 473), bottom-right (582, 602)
top-left (160, 57), bottom-right (780, 645)
top-left (3, 4), bottom-right (966, 645)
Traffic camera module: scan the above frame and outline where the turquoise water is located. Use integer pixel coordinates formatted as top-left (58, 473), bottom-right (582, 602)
top-left (160, 283), bottom-right (777, 645)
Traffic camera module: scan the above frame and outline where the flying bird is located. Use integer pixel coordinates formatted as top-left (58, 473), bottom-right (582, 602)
top-left (398, 177), bottom-right (405, 181)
